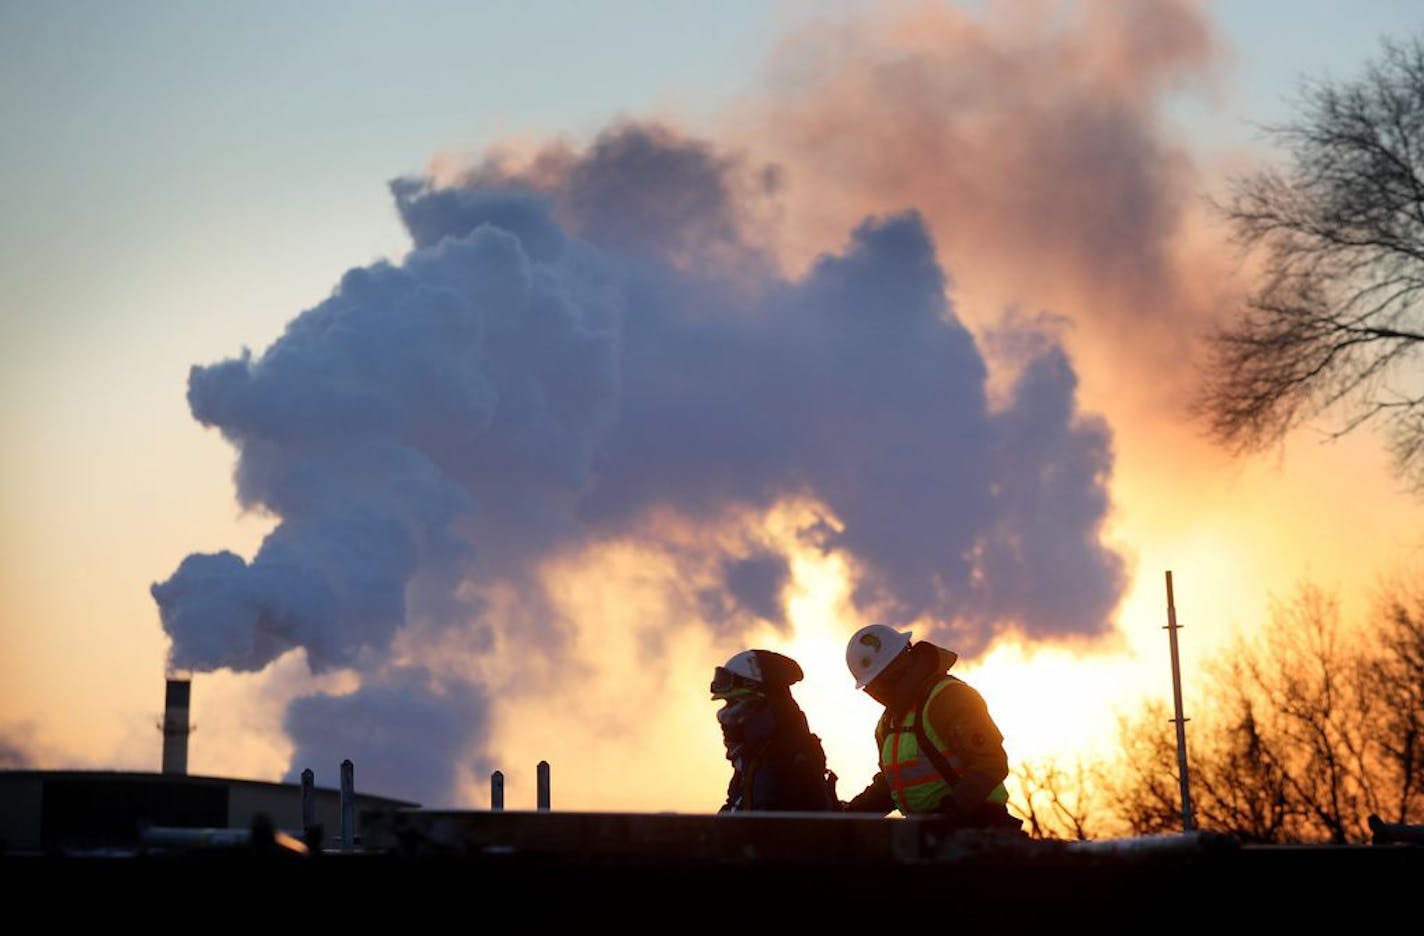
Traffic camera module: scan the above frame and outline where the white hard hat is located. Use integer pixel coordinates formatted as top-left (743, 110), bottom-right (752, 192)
top-left (845, 623), bottom-right (912, 689)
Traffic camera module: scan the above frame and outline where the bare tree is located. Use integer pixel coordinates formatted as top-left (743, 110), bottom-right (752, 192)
top-left (1215, 585), bottom-right (1372, 842)
top-left (1358, 576), bottom-right (1424, 823)
top-left (1105, 576), bottom-right (1424, 843)
top-left (1010, 756), bottom-right (1112, 840)
top-left (1185, 687), bottom-right (1294, 843)
top-left (1198, 35), bottom-right (1424, 491)
top-left (1099, 700), bottom-right (1189, 836)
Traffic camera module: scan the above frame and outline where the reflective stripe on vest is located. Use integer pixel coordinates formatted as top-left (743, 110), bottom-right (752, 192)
top-left (875, 676), bottom-right (1009, 814)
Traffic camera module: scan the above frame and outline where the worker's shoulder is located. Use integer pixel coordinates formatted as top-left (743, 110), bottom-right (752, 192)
top-left (924, 674), bottom-right (988, 711)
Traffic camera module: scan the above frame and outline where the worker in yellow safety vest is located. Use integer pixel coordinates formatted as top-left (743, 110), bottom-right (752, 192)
top-left (840, 623), bottom-right (1025, 834)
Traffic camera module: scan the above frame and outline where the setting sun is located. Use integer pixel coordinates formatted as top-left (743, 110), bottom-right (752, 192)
top-left (3, 3), bottom-right (1422, 851)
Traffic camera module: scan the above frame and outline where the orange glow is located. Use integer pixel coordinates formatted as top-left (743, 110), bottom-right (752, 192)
top-left (4, 1), bottom-right (1423, 833)
top-left (463, 498), bottom-right (1172, 813)
top-left (957, 639), bottom-right (1152, 767)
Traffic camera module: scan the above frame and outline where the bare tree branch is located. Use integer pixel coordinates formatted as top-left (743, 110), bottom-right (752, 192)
top-left (1106, 575), bottom-right (1424, 843)
top-left (1010, 757), bottom-right (1105, 841)
top-left (1197, 35), bottom-right (1424, 492)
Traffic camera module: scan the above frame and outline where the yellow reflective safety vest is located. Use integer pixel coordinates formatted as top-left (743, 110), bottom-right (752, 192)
top-left (874, 674), bottom-right (1011, 815)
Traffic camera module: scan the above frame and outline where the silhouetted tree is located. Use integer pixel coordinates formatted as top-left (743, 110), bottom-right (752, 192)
top-left (1106, 576), bottom-right (1424, 843)
top-left (1198, 35), bottom-right (1424, 491)
top-left (1357, 576), bottom-right (1424, 823)
top-left (1185, 692), bottom-right (1294, 842)
top-left (1010, 755), bottom-right (1115, 840)
top-left (1100, 700), bottom-right (1188, 836)
top-left (1202, 585), bottom-right (1368, 842)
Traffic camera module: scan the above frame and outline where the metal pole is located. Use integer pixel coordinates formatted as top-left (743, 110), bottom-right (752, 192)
top-left (491, 770), bottom-right (504, 811)
top-left (340, 758), bottom-right (355, 850)
top-left (1164, 571), bottom-right (1195, 832)
top-left (537, 760), bottom-right (550, 811)
top-left (301, 768), bottom-right (316, 840)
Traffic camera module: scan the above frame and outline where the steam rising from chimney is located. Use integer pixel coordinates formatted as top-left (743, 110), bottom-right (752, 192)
top-left (150, 118), bottom-right (1126, 804)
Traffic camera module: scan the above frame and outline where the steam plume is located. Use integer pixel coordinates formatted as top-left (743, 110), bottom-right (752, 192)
top-left (151, 8), bottom-right (1165, 803)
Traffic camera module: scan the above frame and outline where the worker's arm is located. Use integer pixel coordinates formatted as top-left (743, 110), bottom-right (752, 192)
top-left (842, 771), bottom-right (893, 815)
top-left (926, 681), bottom-right (1009, 814)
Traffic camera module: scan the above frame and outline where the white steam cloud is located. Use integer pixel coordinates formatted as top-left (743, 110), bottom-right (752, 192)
top-left (151, 121), bottom-right (1124, 804)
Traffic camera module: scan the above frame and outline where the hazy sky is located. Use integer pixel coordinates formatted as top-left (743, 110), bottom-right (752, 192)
top-left (3, 0), bottom-right (1423, 812)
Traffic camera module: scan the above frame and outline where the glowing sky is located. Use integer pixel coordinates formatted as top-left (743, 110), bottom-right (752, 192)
top-left (3, 0), bottom-right (1422, 813)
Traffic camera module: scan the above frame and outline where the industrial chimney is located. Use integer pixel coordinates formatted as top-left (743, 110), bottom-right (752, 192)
top-left (161, 676), bottom-right (192, 775)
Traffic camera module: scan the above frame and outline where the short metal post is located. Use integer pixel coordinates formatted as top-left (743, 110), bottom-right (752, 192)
top-left (340, 758), bottom-right (355, 850)
top-left (537, 760), bottom-right (550, 811)
top-left (301, 768), bottom-right (316, 840)
top-left (491, 770), bottom-right (504, 811)
top-left (1164, 571), bottom-right (1195, 832)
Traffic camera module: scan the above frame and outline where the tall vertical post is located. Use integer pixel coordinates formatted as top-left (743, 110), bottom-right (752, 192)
top-left (301, 768), bottom-right (316, 841)
top-left (537, 760), bottom-right (550, 811)
top-left (491, 770), bottom-right (504, 811)
top-left (1164, 571), bottom-right (1195, 832)
top-left (340, 758), bottom-right (355, 850)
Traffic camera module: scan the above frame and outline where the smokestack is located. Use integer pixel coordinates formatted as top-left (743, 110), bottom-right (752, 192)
top-left (161, 677), bottom-right (192, 775)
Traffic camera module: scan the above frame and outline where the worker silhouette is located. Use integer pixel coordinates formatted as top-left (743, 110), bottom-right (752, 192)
top-left (841, 624), bottom-right (1025, 834)
top-left (710, 649), bottom-right (838, 812)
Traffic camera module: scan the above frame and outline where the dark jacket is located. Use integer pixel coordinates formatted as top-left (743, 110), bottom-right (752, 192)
top-left (720, 691), bottom-right (836, 813)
